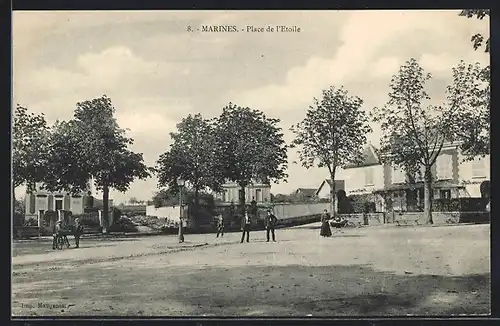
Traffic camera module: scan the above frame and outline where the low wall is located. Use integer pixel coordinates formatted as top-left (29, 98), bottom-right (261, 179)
top-left (338, 213), bottom-right (386, 226)
top-left (394, 211), bottom-right (490, 225)
top-left (271, 202), bottom-right (330, 220)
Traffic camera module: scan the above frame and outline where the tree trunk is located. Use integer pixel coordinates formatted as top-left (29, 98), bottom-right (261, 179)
top-left (193, 187), bottom-right (200, 221)
top-left (103, 184), bottom-right (109, 233)
top-left (330, 169), bottom-right (337, 217)
top-left (423, 168), bottom-right (433, 224)
top-left (239, 185), bottom-right (246, 216)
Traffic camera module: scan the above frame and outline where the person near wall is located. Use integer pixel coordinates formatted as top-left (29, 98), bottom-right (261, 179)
top-left (320, 209), bottom-right (332, 237)
top-left (240, 211), bottom-right (252, 243)
top-left (250, 197), bottom-right (258, 219)
top-left (74, 216), bottom-right (84, 248)
top-left (216, 214), bottom-right (225, 238)
top-left (264, 209), bottom-right (278, 242)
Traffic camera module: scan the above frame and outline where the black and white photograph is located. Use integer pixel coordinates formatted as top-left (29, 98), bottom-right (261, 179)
top-left (11, 9), bottom-right (490, 317)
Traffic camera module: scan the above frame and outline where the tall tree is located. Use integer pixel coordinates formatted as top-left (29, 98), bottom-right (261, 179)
top-left (156, 114), bottom-right (223, 218)
top-left (213, 103), bottom-right (288, 215)
top-left (456, 10), bottom-right (490, 157)
top-left (459, 9), bottom-right (490, 53)
top-left (290, 86), bottom-right (372, 215)
top-left (371, 58), bottom-right (456, 224)
top-left (447, 61), bottom-right (490, 159)
top-left (44, 96), bottom-right (150, 230)
top-left (12, 105), bottom-right (51, 208)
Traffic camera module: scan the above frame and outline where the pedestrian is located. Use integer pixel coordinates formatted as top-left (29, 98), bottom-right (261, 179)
top-left (264, 209), bottom-right (278, 242)
top-left (216, 214), bottom-right (224, 238)
top-left (61, 219), bottom-right (71, 248)
top-left (320, 209), bottom-right (332, 237)
top-left (52, 220), bottom-right (60, 250)
top-left (240, 211), bottom-right (251, 243)
top-left (74, 216), bottom-right (83, 248)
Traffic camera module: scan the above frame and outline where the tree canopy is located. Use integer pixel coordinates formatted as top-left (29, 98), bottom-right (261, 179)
top-left (459, 9), bottom-right (490, 53)
top-left (212, 103), bottom-right (288, 212)
top-left (156, 114), bottom-right (223, 197)
top-left (12, 105), bottom-right (51, 192)
top-left (290, 86), bottom-right (372, 213)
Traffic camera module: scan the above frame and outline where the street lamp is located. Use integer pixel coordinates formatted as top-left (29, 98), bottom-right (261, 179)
top-left (177, 178), bottom-right (185, 243)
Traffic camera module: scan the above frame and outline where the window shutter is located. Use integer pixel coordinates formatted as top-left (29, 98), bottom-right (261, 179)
top-left (29, 194), bottom-right (36, 214)
top-left (48, 195), bottom-right (53, 210)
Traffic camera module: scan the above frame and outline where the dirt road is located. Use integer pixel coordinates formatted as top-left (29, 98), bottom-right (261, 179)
top-left (12, 223), bottom-right (490, 317)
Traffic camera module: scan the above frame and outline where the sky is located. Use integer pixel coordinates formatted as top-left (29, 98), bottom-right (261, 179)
top-left (12, 10), bottom-right (489, 204)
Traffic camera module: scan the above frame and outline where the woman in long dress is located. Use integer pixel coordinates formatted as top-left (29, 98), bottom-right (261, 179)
top-left (320, 209), bottom-right (332, 237)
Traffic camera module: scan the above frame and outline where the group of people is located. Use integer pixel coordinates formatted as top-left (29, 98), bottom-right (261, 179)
top-left (52, 217), bottom-right (84, 250)
top-left (320, 209), bottom-right (347, 237)
top-left (216, 209), bottom-right (278, 243)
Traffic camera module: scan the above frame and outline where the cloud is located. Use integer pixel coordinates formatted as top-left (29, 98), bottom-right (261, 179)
top-left (229, 10), bottom-right (489, 113)
top-left (372, 57), bottom-right (401, 78)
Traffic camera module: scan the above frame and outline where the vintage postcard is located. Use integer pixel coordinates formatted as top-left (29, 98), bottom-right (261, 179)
top-left (12, 9), bottom-right (490, 317)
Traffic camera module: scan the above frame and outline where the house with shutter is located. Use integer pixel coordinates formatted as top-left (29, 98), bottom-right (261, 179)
top-left (24, 179), bottom-right (114, 221)
top-left (214, 179), bottom-right (271, 204)
top-left (374, 141), bottom-right (490, 212)
top-left (336, 144), bottom-right (386, 212)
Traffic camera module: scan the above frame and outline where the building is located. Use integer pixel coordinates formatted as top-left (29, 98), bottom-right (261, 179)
top-left (24, 179), bottom-right (114, 220)
top-left (315, 179), bottom-right (346, 200)
top-left (294, 188), bottom-right (318, 202)
top-left (215, 179), bottom-right (271, 204)
top-left (374, 142), bottom-right (490, 212)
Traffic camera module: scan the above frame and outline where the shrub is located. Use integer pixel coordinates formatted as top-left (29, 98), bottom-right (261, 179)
top-left (108, 216), bottom-right (138, 233)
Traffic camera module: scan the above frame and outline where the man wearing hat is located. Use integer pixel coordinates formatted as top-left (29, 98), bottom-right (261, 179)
top-left (264, 209), bottom-right (278, 242)
top-left (74, 216), bottom-right (83, 248)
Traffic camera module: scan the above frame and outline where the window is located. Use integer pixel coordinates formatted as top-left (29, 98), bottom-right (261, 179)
top-left (256, 189), bottom-right (262, 202)
top-left (392, 166), bottom-right (406, 184)
top-left (440, 189), bottom-right (451, 200)
top-left (436, 154), bottom-right (452, 180)
top-left (55, 200), bottom-right (63, 211)
top-left (472, 158), bottom-right (486, 179)
top-left (364, 167), bottom-right (374, 186)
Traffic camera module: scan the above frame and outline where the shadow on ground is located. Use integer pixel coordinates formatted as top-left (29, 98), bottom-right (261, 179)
top-left (12, 262), bottom-right (490, 317)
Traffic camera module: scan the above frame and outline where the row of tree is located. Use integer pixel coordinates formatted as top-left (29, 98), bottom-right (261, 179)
top-left (13, 96), bottom-right (151, 230)
top-left (13, 10), bottom-right (488, 226)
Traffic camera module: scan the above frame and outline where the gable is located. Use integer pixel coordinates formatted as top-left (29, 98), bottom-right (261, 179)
top-left (344, 145), bottom-right (381, 169)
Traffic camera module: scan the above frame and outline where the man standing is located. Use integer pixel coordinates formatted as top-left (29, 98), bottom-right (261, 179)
top-left (264, 209), bottom-right (278, 242)
top-left (240, 211), bottom-right (251, 243)
top-left (250, 197), bottom-right (258, 219)
top-left (216, 214), bottom-right (224, 238)
top-left (74, 216), bottom-right (83, 248)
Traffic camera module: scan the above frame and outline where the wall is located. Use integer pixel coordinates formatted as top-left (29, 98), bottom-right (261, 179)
top-left (146, 205), bottom-right (191, 226)
top-left (393, 211), bottom-right (490, 225)
top-left (271, 202), bottom-right (330, 220)
top-left (339, 164), bottom-right (384, 196)
top-left (458, 154), bottom-right (490, 197)
top-left (338, 213), bottom-right (386, 226)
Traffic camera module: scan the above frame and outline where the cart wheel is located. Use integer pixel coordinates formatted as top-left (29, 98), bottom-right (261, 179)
top-left (56, 236), bottom-right (64, 250)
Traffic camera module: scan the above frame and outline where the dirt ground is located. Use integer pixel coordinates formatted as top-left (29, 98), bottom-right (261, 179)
top-left (11, 223), bottom-right (490, 317)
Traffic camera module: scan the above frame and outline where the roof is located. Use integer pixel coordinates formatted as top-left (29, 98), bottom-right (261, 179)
top-left (315, 179), bottom-right (346, 196)
top-left (344, 144), bottom-right (381, 169)
top-left (295, 188), bottom-right (317, 197)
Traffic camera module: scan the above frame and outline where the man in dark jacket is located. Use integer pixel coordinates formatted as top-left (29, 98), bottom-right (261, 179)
top-left (240, 211), bottom-right (251, 243)
top-left (264, 210), bottom-right (278, 242)
top-left (74, 217), bottom-right (84, 248)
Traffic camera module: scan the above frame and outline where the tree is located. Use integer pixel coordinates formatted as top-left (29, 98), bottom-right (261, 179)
top-left (290, 86), bottom-right (372, 215)
top-left (156, 114), bottom-right (223, 217)
top-left (12, 105), bottom-right (51, 212)
top-left (44, 96), bottom-right (151, 230)
top-left (456, 10), bottom-right (490, 157)
top-left (371, 58), bottom-right (457, 224)
top-left (447, 61), bottom-right (490, 159)
top-left (129, 197), bottom-right (138, 204)
top-left (213, 103), bottom-right (288, 215)
top-left (459, 9), bottom-right (490, 53)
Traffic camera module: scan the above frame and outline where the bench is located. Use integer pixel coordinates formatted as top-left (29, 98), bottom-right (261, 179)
top-left (395, 218), bottom-right (420, 226)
